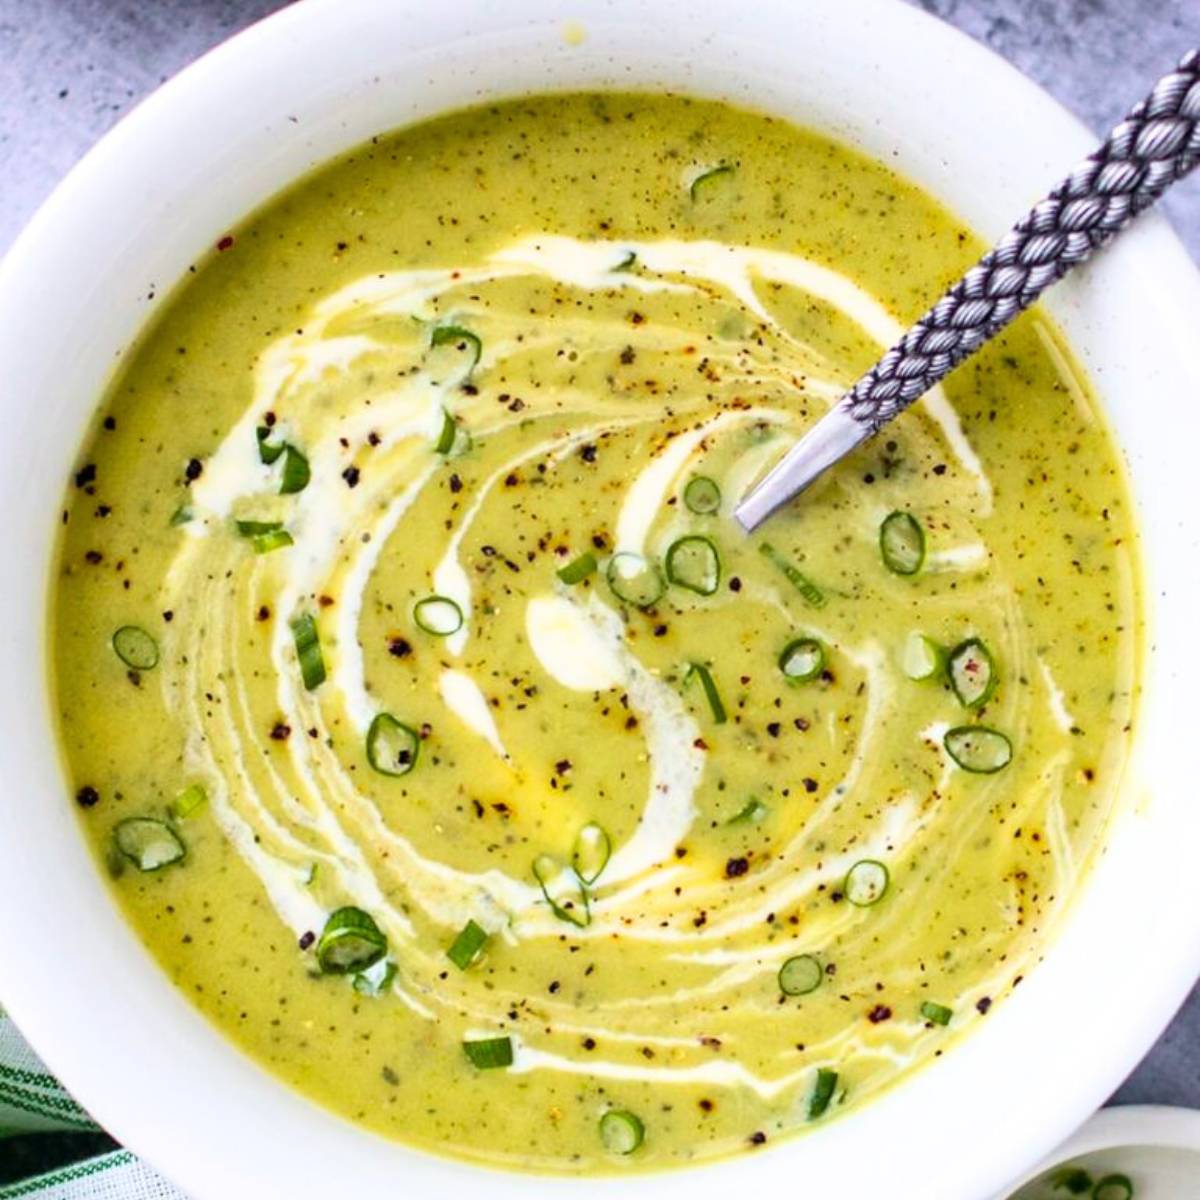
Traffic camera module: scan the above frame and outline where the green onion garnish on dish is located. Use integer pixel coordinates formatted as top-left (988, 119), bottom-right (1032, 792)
top-left (557, 551), bottom-right (597, 585)
top-left (236, 519), bottom-right (293, 554)
top-left (683, 475), bottom-right (721, 514)
top-left (279, 444), bottom-right (310, 495)
top-left (807, 1068), bottom-right (838, 1120)
top-left (352, 959), bottom-right (397, 997)
top-left (169, 504), bottom-right (193, 526)
top-left (727, 797), bottom-right (769, 825)
top-left (665, 535), bottom-right (720, 595)
top-left (901, 631), bottom-right (944, 681)
top-left (256, 425), bottom-right (284, 465)
top-left (613, 250), bottom-right (637, 272)
top-left (430, 323), bottom-right (482, 374)
top-left (1092, 1175), bottom-right (1134, 1200)
top-left (778, 637), bottom-right (825, 683)
top-left (879, 510), bottom-right (925, 575)
top-left (947, 638), bottom-right (996, 708)
top-left (446, 919), bottom-right (489, 970)
top-left (944, 725), bottom-right (1012, 774)
top-left (366, 713), bottom-right (419, 776)
top-left (113, 817), bottom-right (185, 872)
top-left (778, 954), bottom-right (822, 997)
top-left (434, 408), bottom-right (459, 455)
top-left (844, 859), bottom-right (889, 907)
top-left (533, 854), bottom-right (590, 927)
top-left (685, 661), bottom-right (727, 724)
top-left (572, 822), bottom-right (611, 885)
top-left (289, 613), bottom-right (326, 690)
top-left (463, 1036), bottom-right (513, 1070)
top-left (413, 594), bottom-right (464, 636)
top-left (171, 784), bottom-right (207, 819)
top-left (1049, 1167), bottom-right (1095, 1194)
top-left (759, 542), bottom-right (826, 608)
top-left (315, 906), bottom-right (387, 975)
top-left (689, 163), bottom-right (734, 201)
top-left (606, 551), bottom-right (665, 609)
top-left (112, 625), bottom-right (159, 671)
top-left (599, 1109), bottom-right (644, 1154)
top-left (920, 1001), bottom-right (953, 1026)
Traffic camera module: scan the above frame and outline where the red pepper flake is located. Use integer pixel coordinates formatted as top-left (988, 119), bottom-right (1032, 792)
top-left (257, 605), bottom-right (271, 622)
top-left (75, 785), bottom-right (99, 808)
top-left (297, 930), bottom-right (315, 950)
top-left (698, 1098), bottom-right (714, 1113)
top-left (216, 235), bottom-right (234, 252)
top-left (387, 637), bottom-right (412, 658)
top-left (794, 717), bottom-right (810, 732)
top-left (725, 857), bottom-right (750, 879)
top-left (867, 1004), bottom-right (893, 1024)
top-left (269, 722), bottom-right (291, 741)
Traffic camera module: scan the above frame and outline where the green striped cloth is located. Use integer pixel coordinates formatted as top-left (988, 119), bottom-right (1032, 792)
top-left (0, 1013), bottom-right (186, 1198)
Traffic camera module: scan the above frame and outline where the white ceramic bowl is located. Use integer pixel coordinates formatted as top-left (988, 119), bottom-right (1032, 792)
top-left (1, 2), bottom-right (1198, 1197)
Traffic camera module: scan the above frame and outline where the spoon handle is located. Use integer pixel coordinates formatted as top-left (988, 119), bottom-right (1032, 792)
top-left (735, 48), bottom-right (1200, 532)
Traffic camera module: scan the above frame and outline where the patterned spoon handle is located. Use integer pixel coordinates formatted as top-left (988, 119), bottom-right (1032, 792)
top-left (734, 48), bottom-right (1200, 532)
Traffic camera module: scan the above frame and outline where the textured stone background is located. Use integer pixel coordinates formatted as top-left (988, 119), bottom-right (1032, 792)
top-left (0, 0), bottom-right (1197, 1182)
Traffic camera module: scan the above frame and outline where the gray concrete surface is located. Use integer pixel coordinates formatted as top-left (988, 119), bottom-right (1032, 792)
top-left (0, 0), bottom-right (1196, 1129)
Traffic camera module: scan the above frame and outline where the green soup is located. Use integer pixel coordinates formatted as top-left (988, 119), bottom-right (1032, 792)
top-left (52, 93), bottom-right (1139, 1173)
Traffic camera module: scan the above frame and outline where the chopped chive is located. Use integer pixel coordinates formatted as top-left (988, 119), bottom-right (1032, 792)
top-left (807, 1068), bottom-right (838, 1120)
top-left (413, 594), bottom-right (464, 636)
top-left (689, 163), bottom-right (734, 201)
top-left (235, 519), bottom-right (282, 536)
top-left (1093, 1175), bottom-right (1134, 1200)
top-left (463, 1036), bottom-right (513, 1070)
top-left (169, 504), bottom-right (193, 526)
top-left (665, 535), bottom-right (721, 596)
top-left (434, 408), bottom-right (458, 455)
top-left (112, 625), bottom-right (159, 671)
top-left (315, 907), bottom-right (387, 975)
top-left (279, 444), bottom-right (310, 494)
top-left (685, 661), bottom-right (727, 724)
top-left (446, 919), bottom-right (489, 970)
top-left (366, 712), bottom-right (419, 776)
top-left (759, 542), bottom-right (826, 608)
top-left (727, 797), bottom-right (768, 825)
top-left (879, 510), bottom-right (925, 575)
top-left (430, 324), bottom-right (482, 374)
top-left (920, 1001), bottom-right (953, 1026)
top-left (256, 425), bottom-right (285, 464)
top-left (599, 1109), bottom-right (644, 1154)
top-left (944, 725), bottom-right (1012, 774)
top-left (572, 822), bottom-right (611, 885)
top-left (1049, 1168), bottom-right (1095, 1194)
top-left (113, 818), bottom-right (185, 872)
top-left (844, 859), bottom-right (889, 907)
top-left (252, 529), bottom-right (293, 554)
top-left (683, 475), bottom-right (721, 514)
top-left (171, 784), bottom-right (207, 819)
top-left (947, 638), bottom-right (997, 708)
top-left (352, 959), bottom-right (397, 997)
top-left (778, 954), bottom-right (822, 997)
top-left (778, 637), bottom-right (825, 683)
top-left (613, 250), bottom-right (637, 272)
top-left (557, 551), bottom-right (597, 585)
top-left (289, 613), bottom-right (325, 690)
top-left (606, 551), bottom-right (665, 609)
top-left (901, 631), bottom-right (944, 681)
top-left (532, 854), bottom-right (590, 927)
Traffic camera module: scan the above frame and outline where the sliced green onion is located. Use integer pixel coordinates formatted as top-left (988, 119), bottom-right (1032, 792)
top-left (171, 784), bottom-right (207, 819)
top-left (532, 854), bottom-right (590, 927)
top-left (606, 552), bottom-right (665, 609)
top-left (1093, 1175), bottom-right (1134, 1200)
top-left (557, 551), bottom-right (597, 585)
top-left (430, 324), bottom-right (482, 374)
top-left (599, 1110), bottom-right (644, 1154)
top-left (613, 250), bottom-right (637, 272)
top-left (315, 906), bottom-right (387, 974)
top-left (944, 725), bottom-right (1012, 774)
top-left (879, 510), bottom-right (925, 575)
top-left (683, 475), bottom-right (721, 514)
top-left (778, 637), bottom-right (825, 683)
top-left (279, 444), bottom-right (310, 494)
top-left (366, 712), bottom-right (419, 776)
top-left (169, 504), bottom-right (193, 526)
top-left (665, 535), bottom-right (721, 596)
top-left (759, 542), bottom-right (826, 608)
top-left (446, 919), bottom-right (489, 970)
top-left (727, 797), bottom-right (769, 825)
top-left (572, 822), bottom-right (611, 885)
top-left (1049, 1167), bottom-right (1095, 1194)
top-left (901, 632), bottom-right (944, 681)
top-left (112, 625), bottom-right (159, 671)
top-left (947, 638), bottom-right (997, 709)
top-left (807, 1068), bottom-right (838, 1120)
top-left (414, 594), bottom-right (464, 636)
top-left (689, 163), bottom-right (734, 201)
top-left (685, 661), bottom-right (727, 724)
top-left (920, 1000), bottom-right (953, 1026)
top-left (844, 859), bottom-right (889, 907)
top-left (256, 425), bottom-right (284, 464)
top-left (463, 1036), bottom-right (513, 1070)
top-left (235, 519), bottom-right (281, 536)
top-left (434, 408), bottom-right (458, 455)
top-left (289, 613), bottom-right (326, 690)
top-left (236, 521), bottom-right (293, 554)
top-left (778, 954), bottom-right (822, 997)
top-left (352, 959), bottom-right (397, 997)
top-left (113, 818), bottom-right (185, 872)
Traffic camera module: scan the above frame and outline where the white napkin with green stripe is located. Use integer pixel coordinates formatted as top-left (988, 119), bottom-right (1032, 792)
top-left (0, 1013), bottom-right (186, 1199)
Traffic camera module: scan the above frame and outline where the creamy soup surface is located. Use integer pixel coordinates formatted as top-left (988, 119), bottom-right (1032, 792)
top-left (52, 93), bottom-right (1139, 1173)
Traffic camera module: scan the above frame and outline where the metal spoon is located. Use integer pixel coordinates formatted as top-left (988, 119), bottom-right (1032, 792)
top-left (734, 48), bottom-right (1200, 532)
